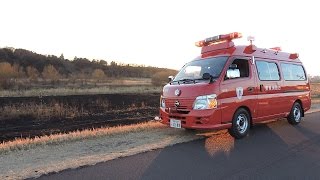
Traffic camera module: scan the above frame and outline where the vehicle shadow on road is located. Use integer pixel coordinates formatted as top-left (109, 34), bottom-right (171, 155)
top-left (140, 119), bottom-right (320, 180)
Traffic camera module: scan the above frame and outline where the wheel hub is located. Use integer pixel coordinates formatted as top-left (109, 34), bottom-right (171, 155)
top-left (236, 114), bottom-right (248, 134)
top-left (293, 106), bottom-right (301, 122)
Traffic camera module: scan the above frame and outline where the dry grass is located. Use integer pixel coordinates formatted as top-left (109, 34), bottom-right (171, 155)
top-left (311, 83), bottom-right (320, 98)
top-left (0, 102), bottom-right (81, 119)
top-left (0, 121), bottom-right (202, 179)
top-left (312, 99), bottom-right (320, 104)
top-left (0, 85), bottom-right (161, 97)
top-left (0, 121), bottom-right (163, 154)
top-left (311, 82), bottom-right (320, 104)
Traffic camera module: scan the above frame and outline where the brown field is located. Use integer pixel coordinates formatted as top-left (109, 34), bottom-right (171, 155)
top-left (0, 77), bottom-right (160, 97)
top-left (311, 83), bottom-right (320, 98)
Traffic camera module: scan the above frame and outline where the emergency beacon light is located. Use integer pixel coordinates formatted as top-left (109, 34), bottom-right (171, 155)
top-left (195, 32), bottom-right (242, 47)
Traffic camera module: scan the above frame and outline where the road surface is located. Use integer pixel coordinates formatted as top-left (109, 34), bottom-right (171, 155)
top-left (37, 112), bottom-right (320, 180)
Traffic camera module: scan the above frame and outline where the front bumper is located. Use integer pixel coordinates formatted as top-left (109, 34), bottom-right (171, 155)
top-left (159, 107), bottom-right (231, 130)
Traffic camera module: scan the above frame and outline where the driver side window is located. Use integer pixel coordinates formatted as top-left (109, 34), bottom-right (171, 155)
top-left (225, 59), bottom-right (250, 80)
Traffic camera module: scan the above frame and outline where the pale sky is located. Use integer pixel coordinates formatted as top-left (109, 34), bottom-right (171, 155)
top-left (0, 0), bottom-right (319, 76)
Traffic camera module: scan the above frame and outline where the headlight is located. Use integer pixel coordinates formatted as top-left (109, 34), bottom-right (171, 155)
top-left (160, 96), bottom-right (166, 108)
top-left (193, 94), bottom-right (217, 110)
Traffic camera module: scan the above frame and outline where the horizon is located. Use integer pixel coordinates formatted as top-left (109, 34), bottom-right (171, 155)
top-left (0, 0), bottom-right (319, 76)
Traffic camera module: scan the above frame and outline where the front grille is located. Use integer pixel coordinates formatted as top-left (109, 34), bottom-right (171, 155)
top-left (165, 98), bottom-right (194, 110)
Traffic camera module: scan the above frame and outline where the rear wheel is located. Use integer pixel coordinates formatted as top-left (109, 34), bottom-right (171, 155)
top-left (228, 108), bottom-right (251, 139)
top-left (287, 102), bottom-right (302, 125)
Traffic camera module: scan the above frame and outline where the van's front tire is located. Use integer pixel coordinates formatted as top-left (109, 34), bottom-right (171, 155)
top-left (228, 108), bottom-right (251, 139)
top-left (287, 102), bottom-right (302, 125)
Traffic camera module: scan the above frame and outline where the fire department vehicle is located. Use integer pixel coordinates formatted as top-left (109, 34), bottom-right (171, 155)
top-left (158, 32), bottom-right (311, 139)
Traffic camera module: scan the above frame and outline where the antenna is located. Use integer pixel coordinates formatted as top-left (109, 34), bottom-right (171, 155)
top-left (247, 36), bottom-right (255, 45)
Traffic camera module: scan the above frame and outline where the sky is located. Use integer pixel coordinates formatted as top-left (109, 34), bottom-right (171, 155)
top-left (0, 0), bottom-right (319, 76)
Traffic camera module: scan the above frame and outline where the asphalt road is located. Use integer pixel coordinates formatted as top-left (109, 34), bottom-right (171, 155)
top-left (37, 112), bottom-right (320, 180)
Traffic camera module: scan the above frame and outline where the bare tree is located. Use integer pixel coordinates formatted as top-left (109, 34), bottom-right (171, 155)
top-left (92, 69), bottom-right (106, 80)
top-left (42, 65), bottom-right (60, 80)
top-left (26, 66), bottom-right (40, 80)
top-left (0, 62), bottom-right (17, 78)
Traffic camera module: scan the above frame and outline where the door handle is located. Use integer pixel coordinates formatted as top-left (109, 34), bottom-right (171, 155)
top-left (260, 84), bottom-right (264, 92)
top-left (247, 87), bottom-right (254, 92)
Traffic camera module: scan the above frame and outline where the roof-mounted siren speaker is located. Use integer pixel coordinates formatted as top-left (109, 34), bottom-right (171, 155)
top-left (247, 36), bottom-right (255, 45)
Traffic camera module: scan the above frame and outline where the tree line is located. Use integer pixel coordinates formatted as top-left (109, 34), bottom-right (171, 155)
top-left (0, 47), bottom-right (178, 88)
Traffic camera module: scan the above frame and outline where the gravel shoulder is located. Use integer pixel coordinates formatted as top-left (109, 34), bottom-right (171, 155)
top-left (0, 123), bottom-right (202, 179)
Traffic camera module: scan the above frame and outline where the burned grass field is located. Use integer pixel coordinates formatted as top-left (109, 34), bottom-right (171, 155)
top-left (1, 83), bottom-right (319, 143)
top-left (0, 93), bottom-right (159, 142)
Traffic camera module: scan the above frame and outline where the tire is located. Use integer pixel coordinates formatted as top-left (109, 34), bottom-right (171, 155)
top-left (184, 128), bottom-right (196, 131)
top-left (228, 108), bottom-right (251, 139)
top-left (287, 102), bottom-right (302, 125)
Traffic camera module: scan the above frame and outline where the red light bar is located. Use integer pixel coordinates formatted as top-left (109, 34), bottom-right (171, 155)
top-left (195, 32), bottom-right (242, 47)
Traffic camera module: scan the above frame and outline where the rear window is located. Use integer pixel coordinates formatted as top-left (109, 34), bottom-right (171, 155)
top-left (256, 61), bottom-right (280, 81)
top-left (281, 63), bottom-right (306, 81)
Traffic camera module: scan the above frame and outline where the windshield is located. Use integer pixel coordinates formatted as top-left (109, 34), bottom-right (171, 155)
top-left (174, 56), bottom-right (228, 82)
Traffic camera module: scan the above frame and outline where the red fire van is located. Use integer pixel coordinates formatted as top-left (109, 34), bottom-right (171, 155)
top-left (158, 32), bottom-right (311, 139)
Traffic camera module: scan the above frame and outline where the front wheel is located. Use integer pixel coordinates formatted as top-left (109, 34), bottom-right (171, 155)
top-left (287, 102), bottom-right (302, 125)
top-left (228, 108), bottom-right (251, 139)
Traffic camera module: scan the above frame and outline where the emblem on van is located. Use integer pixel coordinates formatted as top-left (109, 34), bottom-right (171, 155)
top-left (236, 87), bottom-right (243, 100)
top-left (174, 100), bottom-right (180, 107)
top-left (175, 89), bottom-right (181, 96)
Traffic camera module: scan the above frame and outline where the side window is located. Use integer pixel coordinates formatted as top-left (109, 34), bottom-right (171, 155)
top-left (256, 61), bottom-right (280, 81)
top-left (225, 59), bottom-right (249, 80)
top-left (281, 63), bottom-right (306, 81)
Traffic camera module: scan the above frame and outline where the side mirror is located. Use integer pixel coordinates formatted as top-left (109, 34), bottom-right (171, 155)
top-left (168, 76), bottom-right (174, 82)
top-left (202, 73), bottom-right (211, 80)
top-left (226, 69), bottom-right (240, 79)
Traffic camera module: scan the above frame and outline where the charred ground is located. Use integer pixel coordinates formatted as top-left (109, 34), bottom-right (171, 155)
top-left (0, 93), bottom-right (159, 142)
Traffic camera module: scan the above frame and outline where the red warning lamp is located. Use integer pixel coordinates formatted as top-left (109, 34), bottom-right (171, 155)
top-left (195, 32), bottom-right (242, 47)
top-left (289, 53), bottom-right (299, 59)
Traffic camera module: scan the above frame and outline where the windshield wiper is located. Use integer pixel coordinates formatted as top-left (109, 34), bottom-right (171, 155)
top-left (180, 78), bottom-right (195, 82)
top-left (173, 78), bottom-right (196, 84)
